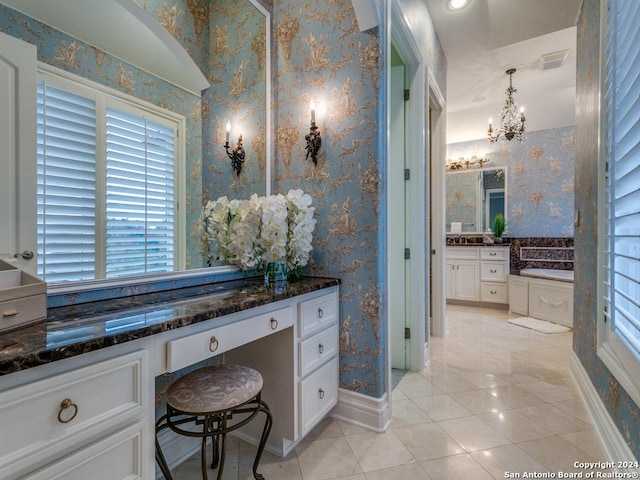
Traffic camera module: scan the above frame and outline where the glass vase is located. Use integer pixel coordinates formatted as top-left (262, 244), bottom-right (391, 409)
top-left (264, 261), bottom-right (287, 294)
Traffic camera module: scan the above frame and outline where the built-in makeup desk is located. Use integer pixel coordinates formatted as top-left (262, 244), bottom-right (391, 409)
top-left (0, 276), bottom-right (339, 480)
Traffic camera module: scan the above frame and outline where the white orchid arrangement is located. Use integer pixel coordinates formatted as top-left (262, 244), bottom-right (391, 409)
top-left (199, 189), bottom-right (316, 278)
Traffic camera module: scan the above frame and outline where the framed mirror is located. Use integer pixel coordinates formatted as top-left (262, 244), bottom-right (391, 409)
top-left (0, 0), bottom-right (272, 289)
top-left (446, 167), bottom-right (507, 233)
top-left (204, 0), bottom-right (272, 200)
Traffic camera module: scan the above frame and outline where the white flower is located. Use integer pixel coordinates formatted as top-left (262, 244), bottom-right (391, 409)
top-left (199, 190), bottom-right (316, 275)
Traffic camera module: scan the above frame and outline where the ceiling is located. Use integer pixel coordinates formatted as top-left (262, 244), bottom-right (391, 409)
top-left (424, 0), bottom-right (583, 144)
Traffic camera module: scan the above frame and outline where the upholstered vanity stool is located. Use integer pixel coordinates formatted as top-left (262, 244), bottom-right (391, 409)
top-left (155, 364), bottom-right (272, 480)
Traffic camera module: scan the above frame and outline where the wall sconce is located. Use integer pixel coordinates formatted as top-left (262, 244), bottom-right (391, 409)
top-left (305, 101), bottom-right (322, 165)
top-left (224, 121), bottom-right (245, 176)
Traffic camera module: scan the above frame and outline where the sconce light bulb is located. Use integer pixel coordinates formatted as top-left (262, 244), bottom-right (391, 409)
top-left (226, 121), bottom-right (231, 132)
top-left (520, 106), bottom-right (525, 113)
top-left (310, 101), bottom-right (316, 124)
top-left (488, 117), bottom-right (493, 125)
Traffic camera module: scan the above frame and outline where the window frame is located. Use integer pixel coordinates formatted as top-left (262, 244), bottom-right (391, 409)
top-left (37, 63), bottom-right (187, 287)
top-left (597, 0), bottom-right (640, 408)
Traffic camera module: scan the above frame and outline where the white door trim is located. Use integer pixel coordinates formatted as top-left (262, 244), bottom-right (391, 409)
top-left (389, 0), bottom-right (427, 373)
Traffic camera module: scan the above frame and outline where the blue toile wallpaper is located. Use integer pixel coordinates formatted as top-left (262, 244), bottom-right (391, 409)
top-left (574, 0), bottom-right (639, 459)
top-left (447, 125), bottom-right (576, 238)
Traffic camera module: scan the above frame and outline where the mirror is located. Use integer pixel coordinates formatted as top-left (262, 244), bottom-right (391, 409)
top-left (0, 0), bottom-right (271, 286)
top-left (446, 167), bottom-right (507, 233)
top-left (204, 0), bottom-right (271, 201)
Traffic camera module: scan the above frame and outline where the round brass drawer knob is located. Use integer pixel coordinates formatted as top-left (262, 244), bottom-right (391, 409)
top-left (57, 398), bottom-right (78, 424)
top-left (209, 336), bottom-right (219, 353)
top-left (270, 317), bottom-right (278, 330)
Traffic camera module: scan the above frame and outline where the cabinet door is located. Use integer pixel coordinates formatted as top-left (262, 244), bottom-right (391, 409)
top-left (0, 33), bottom-right (37, 274)
top-left (446, 261), bottom-right (456, 299)
top-left (456, 261), bottom-right (479, 301)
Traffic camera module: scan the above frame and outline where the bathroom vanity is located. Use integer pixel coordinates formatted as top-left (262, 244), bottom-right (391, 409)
top-left (0, 277), bottom-right (339, 480)
top-left (446, 245), bottom-right (510, 306)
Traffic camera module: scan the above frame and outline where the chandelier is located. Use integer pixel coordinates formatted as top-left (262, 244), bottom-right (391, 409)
top-left (488, 68), bottom-right (526, 143)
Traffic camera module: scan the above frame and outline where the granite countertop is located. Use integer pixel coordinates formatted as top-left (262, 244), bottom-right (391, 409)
top-left (0, 276), bottom-right (339, 377)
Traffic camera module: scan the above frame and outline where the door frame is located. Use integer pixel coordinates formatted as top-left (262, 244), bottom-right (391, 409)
top-left (387, 0), bottom-right (426, 377)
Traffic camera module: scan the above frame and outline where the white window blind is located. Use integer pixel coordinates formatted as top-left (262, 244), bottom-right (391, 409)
top-left (105, 108), bottom-right (175, 278)
top-left (37, 82), bottom-right (97, 282)
top-left (603, 0), bottom-right (640, 363)
top-left (36, 73), bottom-right (179, 283)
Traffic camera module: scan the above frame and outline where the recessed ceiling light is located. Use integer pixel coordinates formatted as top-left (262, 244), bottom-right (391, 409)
top-left (447, 0), bottom-right (471, 11)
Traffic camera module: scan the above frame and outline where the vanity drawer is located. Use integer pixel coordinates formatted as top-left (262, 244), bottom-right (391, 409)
top-left (480, 247), bottom-right (509, 261)
top-left (166, 306), bottom-right (293, 372)
top-left (0, 350), bottom-right (145, 479)
top-left (299, 325), bottom-right (338, 377)
top-left (480, 262), bottom-right (508, 282)
top-left (0, 294), bottom-right (46, 332)
top-left (480, 282), bottom-right (509, 304)
top-left (446, 247), bottom-right (479, 260)
top-left (299, 359), bottom-right (338, 436)
top-left (23, 423), bottom-right (144, 480)
top-left (298, 292), bottom-right (338, 338)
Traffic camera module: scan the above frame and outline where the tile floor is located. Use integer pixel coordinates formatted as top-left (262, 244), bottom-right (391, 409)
top-left (172, 304), bottom-right (607, 480)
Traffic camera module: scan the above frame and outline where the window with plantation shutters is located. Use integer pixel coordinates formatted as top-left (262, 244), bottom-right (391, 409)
top-left (37, 82), bottom-right (97, 283)
top-left (105, 108), bottom-right (175, 278)
top-left (36, 69), bottom-right (182, 284)
top-left (599, 0), bottom-right (640, 406)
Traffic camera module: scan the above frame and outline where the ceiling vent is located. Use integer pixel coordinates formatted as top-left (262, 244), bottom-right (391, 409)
top-left (539, 50), bottom-right (570, 70)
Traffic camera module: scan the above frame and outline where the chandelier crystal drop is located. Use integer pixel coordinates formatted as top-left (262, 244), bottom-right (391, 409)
top-left (488, 68), bottom-right (526, 143)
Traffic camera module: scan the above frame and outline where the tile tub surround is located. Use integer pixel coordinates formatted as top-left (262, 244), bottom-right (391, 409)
top-left (509, 237), bottom-right (574, 272)
top-left (0, 276), bottom-right (339, 376)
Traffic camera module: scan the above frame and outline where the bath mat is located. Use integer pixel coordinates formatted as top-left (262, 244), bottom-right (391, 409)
top-left (508, 317), bottom-right (571, 334)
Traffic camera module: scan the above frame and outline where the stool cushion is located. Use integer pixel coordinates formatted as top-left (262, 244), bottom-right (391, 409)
top-left (167, 364), bottom-right (263, 414)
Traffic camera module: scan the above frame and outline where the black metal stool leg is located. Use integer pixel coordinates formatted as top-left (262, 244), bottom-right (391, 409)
top-left (200, 432), bottom-right (209, 480)
top-left (210, 434), bottom-right (220, 469)
top-left (252, 400), bottom-right (273, 480)
top-left (155, 415), bottom-right (174, 480)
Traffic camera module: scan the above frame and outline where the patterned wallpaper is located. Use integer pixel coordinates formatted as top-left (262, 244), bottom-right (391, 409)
top-left (574, 0), bottom-right (639, 458)
top-left (0, 1), bottom-right (447, 401)
top-left (447, 126), bottom-right (576, 238)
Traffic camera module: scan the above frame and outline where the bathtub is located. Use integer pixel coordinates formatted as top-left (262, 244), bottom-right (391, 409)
top-left (510, 269), bottom-right (574, 328)
top-left (520, 268), bottom-right (574, 283)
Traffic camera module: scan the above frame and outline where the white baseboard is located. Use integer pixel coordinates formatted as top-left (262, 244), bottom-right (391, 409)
top-left (330, 388), bottom-right (390, 432)
top-left (569, 352), bottom-right (638, 462)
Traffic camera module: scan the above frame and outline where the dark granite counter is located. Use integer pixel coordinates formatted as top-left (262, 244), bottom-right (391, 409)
top-left (0, 276), bottom-right (339, 377)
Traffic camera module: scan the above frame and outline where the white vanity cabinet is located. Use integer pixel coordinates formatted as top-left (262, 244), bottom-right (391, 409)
top-left (0, 350), bottom-right (149, 480)
top-left (447, 246), bottom-right (509, 305)
top-left (479, 246), bottom-right (509, 304)
top-left (446, 247), bottom-right (480, 301)
top-left (297, 292), bottom-right (339, 436)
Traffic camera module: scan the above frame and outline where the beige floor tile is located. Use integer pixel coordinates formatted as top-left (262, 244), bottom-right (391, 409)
top-left (393, 422), bottom-right (465, 461)
top-left (345, 431), bottom-right (414, 472)
top-left (396, 373), bottom-right (443, 398)
top-left (553, 398), bottom-right (593, 424)
top-left (515, 404), bottom-right (593, 435)
top-left (337, 420), bottom-right (371, 437)
top-left (517, 436), bottom-right (596, 471)
top-left (476, 410), bottom-right (554, 443)
top-left (389, 398), bottom-right (433, 427)
top-left (411, 393), bottom-right (473, 421)
top-left (426, 372), bottom-right (480, 393)
top-left (449, 388), bottom-right (510, 414)
top-left (456, 370), bottom-right (511, 388)
top-left (559, 430), bottom-right (609, 461)
top-left (437, 416), bottom-right (511, 452)
top-left (362, 463), bottom-right (429, 480)
top-left (518, 379), bottom-right (578, 403)
top-left (470, 444), bottom-right (547, 478)
top-left (483, 384), bottom-right (544, 409)
top-left (420, 453), bottom-right (494, 480)
top-left (296, 437), bottom-right (362, 480)
top-left (303, 418), bottom-right (346, 441)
